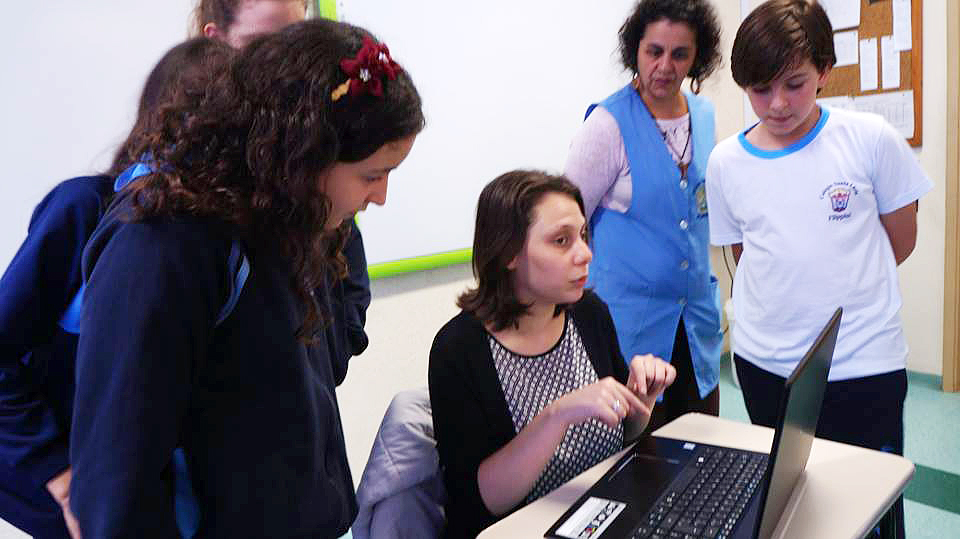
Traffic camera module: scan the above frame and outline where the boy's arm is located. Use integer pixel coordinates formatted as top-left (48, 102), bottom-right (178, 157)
top-left (870, 119), bottom-right (931, 265)
top-left (879, 201), bottom-right (919, 265)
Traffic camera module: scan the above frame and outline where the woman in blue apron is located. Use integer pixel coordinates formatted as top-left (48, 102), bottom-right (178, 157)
top-left (564, 0), bottom-right (724, 432)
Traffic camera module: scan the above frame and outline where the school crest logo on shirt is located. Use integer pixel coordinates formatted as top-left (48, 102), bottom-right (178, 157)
top-left (695, 182), bottom-right (708, 217)
top-left (820, 181), bottom-right (859, 222)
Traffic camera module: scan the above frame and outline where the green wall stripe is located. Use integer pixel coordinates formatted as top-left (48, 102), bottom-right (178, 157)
top-left (368, 249), bottom-right (472, 279)
top-left (317, 0), bottom-right (337, 19)
top-left (904, 464), bottom-right (960, 514)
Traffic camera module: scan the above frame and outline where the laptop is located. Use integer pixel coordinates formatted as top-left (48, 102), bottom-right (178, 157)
top-left (545, 307), bottom-right (842, 539)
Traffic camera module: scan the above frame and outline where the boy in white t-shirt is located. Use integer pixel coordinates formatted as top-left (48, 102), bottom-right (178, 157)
top-left (706, 2), bottom-right (932, 535)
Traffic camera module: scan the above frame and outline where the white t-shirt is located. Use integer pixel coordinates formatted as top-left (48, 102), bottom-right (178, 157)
top-left (706, 107), bottom-right (933, 380)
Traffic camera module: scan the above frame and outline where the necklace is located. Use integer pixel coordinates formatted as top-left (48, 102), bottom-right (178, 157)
top-left (657, 116), bottom-right (692, 179)
top-left (634, 79), bottom-right (692, 178)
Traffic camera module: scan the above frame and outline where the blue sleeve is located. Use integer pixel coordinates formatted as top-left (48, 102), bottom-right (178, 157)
top-left (69, 218), bottom-right (225, 537)
top-left (0, 178), bottom-right (107, 488)
top-left (326, 220), bottom-right (371, 385)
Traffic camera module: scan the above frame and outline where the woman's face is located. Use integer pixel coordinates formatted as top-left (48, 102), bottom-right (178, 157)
top-left (319, 135), bottom-right (418, 230)
top-left (208, 0), bottom-right (307, 49)
top-left (509, 192), bottom-right (592, 309)
top-left (634, 18), bottom-right (697, 103)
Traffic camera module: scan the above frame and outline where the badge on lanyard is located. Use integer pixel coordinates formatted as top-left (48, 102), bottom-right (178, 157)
top-left (695, 182), bottom-right (708, 217)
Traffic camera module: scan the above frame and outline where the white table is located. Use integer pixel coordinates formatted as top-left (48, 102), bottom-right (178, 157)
top-left (478, 413), bottom-right (914, 539)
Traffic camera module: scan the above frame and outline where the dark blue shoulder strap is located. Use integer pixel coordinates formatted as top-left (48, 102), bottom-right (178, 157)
top-left (59, 162), bottom-right (249, 333)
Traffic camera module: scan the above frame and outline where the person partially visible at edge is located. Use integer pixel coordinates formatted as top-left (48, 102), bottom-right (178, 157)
top-left (68, 19), bottom-right (423, 537)
top-left (706, 2), bottom-right (933, 537)
top-left (192, 0), bottom-right (374, 371)
top-left (564, 0), bottom-right (725, 433)
top-left (0, 38), bottom-right (235, 539)
top-left (429, 170), bottom-right (676, 538)
top-left (193, 0), bottom-right (307, 48)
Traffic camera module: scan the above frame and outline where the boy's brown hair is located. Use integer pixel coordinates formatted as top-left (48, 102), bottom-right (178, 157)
top-left (731, 0), bottom-right (836, 87)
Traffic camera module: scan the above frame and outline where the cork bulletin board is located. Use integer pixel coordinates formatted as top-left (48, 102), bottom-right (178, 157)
top-left (819, 0), bottom-right (923, 146)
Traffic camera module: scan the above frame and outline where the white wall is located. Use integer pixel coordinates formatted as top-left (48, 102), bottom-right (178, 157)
top-left (340, 0), bottom-right (637, 265)
top-left (0, 1), bottom-right (197, 271)
top-left (901, 0), bottom-right (947, 374)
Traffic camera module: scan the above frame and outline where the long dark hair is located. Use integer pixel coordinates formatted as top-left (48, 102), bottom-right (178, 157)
top-left (618, 0), bottom-right (722, 93)
top-left (458, 170), bottom-right (585, 332)
top-left (109, 38), bottom-right (236, 177)
top-left (122, 19), bottom-right (424, 338)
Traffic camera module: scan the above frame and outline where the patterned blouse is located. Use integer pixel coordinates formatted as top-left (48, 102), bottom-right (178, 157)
top-left (489, 314), bottom-right (623, 503)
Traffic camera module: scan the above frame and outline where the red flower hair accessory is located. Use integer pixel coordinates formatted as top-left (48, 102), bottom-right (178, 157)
top-left (331, 36), bottom-right (402, 101)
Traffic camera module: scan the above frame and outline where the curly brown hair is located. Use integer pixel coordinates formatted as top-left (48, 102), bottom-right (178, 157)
top-left (618, 0), bottom-right (723, 94)
top-left (109, 37), bottom-right (236, 177)
top-left (122, 19), bottom-right (424, 338)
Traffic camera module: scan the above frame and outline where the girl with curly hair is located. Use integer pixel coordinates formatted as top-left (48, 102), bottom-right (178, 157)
top-left (69, 19), bottom-right (423, 538)
top-left (193, 0), bottom-right (374, 379)
top-left (564, 0), bottom-right (725, 433)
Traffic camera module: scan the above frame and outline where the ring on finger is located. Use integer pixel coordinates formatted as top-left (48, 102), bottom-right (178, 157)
top-left (612, 399), bottom-right (622, 414)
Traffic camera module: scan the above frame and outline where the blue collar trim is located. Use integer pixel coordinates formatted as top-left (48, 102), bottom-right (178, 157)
top-left (114, 161), bottom-right (155, 192)
top-left (738, 106), bottom-right (830, 159)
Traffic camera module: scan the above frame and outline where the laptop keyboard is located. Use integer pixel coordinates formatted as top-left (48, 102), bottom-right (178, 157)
top-left (631, 446), bottom-right (769, 539)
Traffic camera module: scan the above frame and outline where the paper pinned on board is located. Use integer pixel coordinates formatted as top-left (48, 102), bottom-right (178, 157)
top-left (819, 0), bottom-right (861, 30)
top-left (893, 0), bottom-right (912, 51)
top-left (817, 96), bottom-right (855, 111)
top-left (833, 30), bottom-right (859, 67)
top-left (852, 91), bottom-right (914, 138)
top-left (880, 36), bottom-right (901, 89)
top-left (859, 38), bottom-right (879, 92)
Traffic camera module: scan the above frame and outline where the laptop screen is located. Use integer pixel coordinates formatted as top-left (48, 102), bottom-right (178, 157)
top-left (754, 307), bottom-right (841, 538)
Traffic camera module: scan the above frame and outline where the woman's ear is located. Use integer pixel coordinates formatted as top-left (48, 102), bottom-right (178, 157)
top-left (202, 22), bottom-right (222, 39)
top-left (506, 255), bottom-right (518, 271)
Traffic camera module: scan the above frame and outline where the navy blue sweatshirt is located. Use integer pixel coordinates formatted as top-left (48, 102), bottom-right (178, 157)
top-left (0, 176), bottom-right (113, 491)
top-left (327, 220), bottom-right (371, 381)
top-left (70, 193), bottom-right (358, 538)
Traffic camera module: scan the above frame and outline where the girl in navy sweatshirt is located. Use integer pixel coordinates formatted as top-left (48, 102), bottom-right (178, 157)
top-left (0, 38), bottom-right (235, 539)
top-left (69, 19), bottom-right (423, 538)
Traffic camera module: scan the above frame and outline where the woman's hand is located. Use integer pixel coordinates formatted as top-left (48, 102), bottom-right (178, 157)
top-left (549, 376), bottom-right (646, 429)
top-left (626, 354), bottom-right (677, 419)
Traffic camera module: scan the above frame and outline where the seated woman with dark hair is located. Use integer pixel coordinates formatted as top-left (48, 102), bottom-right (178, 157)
top-left (429, 170), bottom-right (677, 538)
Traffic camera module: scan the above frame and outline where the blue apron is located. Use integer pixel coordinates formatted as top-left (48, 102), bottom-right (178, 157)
top-left (586, 85), bottom-right (722, 397)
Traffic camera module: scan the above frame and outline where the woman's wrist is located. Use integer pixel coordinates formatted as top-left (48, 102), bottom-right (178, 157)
top-left (541, 400), bottom-right (571, 431)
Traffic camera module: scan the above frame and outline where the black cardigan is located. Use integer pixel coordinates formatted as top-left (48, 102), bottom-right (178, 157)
top-left (428, 291), bottom-right (629, 538)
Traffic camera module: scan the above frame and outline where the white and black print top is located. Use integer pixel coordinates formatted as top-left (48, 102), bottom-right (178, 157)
top-left (489, 314), bottom-right (624, 503)
top-left (656, 114), bottom-right (692, 167)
